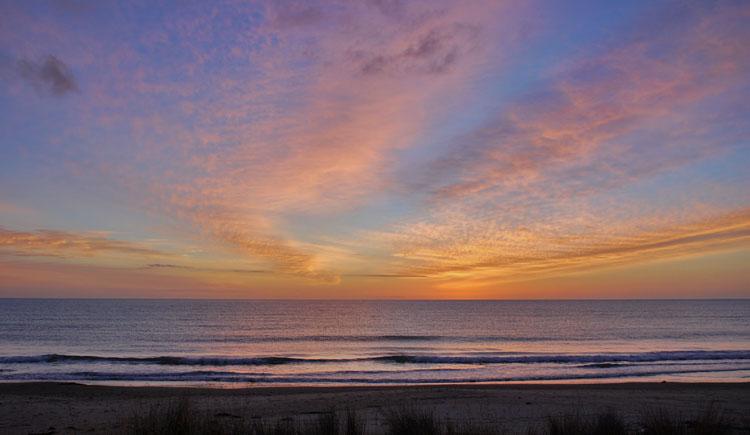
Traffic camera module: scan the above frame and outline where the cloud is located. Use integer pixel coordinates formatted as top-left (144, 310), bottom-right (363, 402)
top-left (378, 209), bottom-right (750, 286)
top-left (366, 0), bottom-right (406, 18)
top-left (145, 263), bottom-right (193, 269)
top-left (16, 55), bottom-right (78, 96)
top-left (402, 2), bottom-right (749, 205)
top-left (59, 0), bottom-right (520, 282)
top-left (0, 227), bottom-right (167, 259)
top-left (353, 1), bottom-right (750, 288)
top-left (271, 3), bottom-right (324, 28)
top-left (212, 229), bottom-right (340, 282)
top-left (343, 273), bottom-right (426, 278)
top-left (357, 23), bottom-right (480, 76)
top-left (145, 263), bottom-right (269, 275)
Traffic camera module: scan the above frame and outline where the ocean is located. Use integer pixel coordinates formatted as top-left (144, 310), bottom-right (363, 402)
top-left (0, 299), bottom-right (748, 386)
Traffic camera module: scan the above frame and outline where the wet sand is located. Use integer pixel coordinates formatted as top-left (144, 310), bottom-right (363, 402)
top-left (0, 382), bottom-right (748, 434)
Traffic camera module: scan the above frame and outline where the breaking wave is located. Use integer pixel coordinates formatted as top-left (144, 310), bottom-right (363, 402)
top-left (1, 366), bottom-right (748, 384)
top-left (2, 350), bottom-right (749, 367)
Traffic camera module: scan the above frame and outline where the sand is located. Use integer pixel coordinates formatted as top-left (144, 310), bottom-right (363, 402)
top-left (0, 382), bottom-right (748, 434)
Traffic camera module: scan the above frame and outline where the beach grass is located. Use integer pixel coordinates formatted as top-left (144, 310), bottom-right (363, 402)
top-left (527, 409), bottom-right (629, 435)
top-left (640, 405), bottom-right (732, 435)
top-left (123, 399), bottom-right (737, 435)
top-left (125, 399), bottom-right (366, 435)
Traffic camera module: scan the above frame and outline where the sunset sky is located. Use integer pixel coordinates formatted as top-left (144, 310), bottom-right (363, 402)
top-left (1, 0), bottom-right (748, 299)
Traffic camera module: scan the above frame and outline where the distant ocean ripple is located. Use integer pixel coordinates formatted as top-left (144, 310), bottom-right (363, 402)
top-left (1, 299), bottom-right (748, 386)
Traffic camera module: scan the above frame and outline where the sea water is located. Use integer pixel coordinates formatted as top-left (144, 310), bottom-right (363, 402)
top-left (0, 299), bottom-right (748, 386)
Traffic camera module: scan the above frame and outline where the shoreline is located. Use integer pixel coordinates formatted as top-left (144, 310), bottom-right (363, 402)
top-left (2, 381), bottom-right (748, 433)
top-left (3, 379), bottom-right (750, 392)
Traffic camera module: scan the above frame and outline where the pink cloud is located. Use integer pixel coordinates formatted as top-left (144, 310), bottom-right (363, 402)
top-left (40, 1), bottom-right (531, 281)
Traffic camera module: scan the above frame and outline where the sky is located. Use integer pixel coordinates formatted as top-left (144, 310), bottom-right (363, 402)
top-left (0, 0), bottom-right (748, 299)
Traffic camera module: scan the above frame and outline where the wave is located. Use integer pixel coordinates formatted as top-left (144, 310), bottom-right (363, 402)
top-left (2, 366), bottom-right (748, 384)
top-left (2, 350), bottom-right (750, 367)
top-left (576, 363), bottom-right (630, 369)
top-left (370, 350), bottom-right (750, 365)
top-left (0, 355), bottom-right (319, 366)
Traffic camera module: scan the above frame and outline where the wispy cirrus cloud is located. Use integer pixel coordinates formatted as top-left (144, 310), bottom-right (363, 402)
top-left (145, 263), bottom-right (268, 275)
top-left (1, 0), bottom-right (747, 296)
top-left (50, 0), bottom-right (529, 282)
top-left (374, 210), bottom-right (750, 287)
top-left (361, 2), bottom-right (750, 287)
top-left (412, 1), bottom-right (749, 203)
top-left (0, 227), bottom-right (167, 259)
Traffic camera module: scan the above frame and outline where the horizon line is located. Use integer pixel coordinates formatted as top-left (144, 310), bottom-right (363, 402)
top-left (1, 297), bottom-right (748, 301)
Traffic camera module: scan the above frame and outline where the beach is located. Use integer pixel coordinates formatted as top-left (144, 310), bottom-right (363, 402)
top-left (1, 382), bottom-right (748, 434)
top-left (2, 300), bottom-right (748, 433)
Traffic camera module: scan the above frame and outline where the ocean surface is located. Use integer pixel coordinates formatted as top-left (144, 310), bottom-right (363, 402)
top-left (0, 299), bottom-right (748, 387)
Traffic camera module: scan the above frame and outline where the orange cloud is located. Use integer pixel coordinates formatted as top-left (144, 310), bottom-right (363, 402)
top-left (373, 209), bottom-right (750, 288)
top-left (72, 0), bottom-right (530, 282)
top-left (2, 1), bottom-right (746, 297)
top-left (345, 2), bottom-right (750, 290)
top-left (0, 227), bottom-right (169, 259)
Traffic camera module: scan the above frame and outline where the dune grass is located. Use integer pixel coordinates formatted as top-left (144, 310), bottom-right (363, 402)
top-left (123, 399), bottom-right (737, 435)
top-left (533, 409), bottom-right (628, 435)
top-left (125, 398), bottom-right (365, 435)
top-left (640, 405), bottom-right (732, 435)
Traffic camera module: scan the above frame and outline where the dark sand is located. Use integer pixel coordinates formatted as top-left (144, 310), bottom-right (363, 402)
top-left (0, 382), bottom-right (748, 434)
